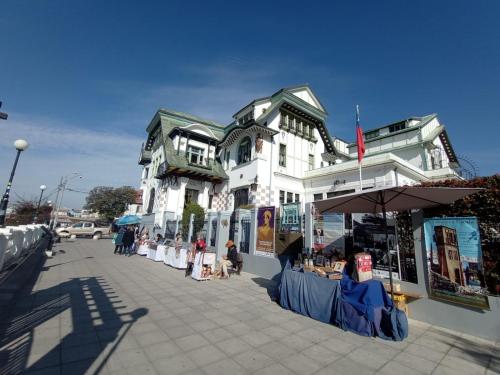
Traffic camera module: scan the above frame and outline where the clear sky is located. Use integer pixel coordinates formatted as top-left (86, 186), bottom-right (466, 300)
top-left (1, 0), bottom-right (499, 208)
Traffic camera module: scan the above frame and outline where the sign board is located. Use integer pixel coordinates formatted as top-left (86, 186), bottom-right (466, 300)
top-left (255, 206), bottom-right (275, 257)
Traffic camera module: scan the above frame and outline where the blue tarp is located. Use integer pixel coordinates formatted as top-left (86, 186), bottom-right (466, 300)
top-left (279, 268), bottom-right (408, 341)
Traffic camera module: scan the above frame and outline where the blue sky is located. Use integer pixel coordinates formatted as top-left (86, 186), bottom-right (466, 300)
top-left (1, 0), bottom-right (499, 208)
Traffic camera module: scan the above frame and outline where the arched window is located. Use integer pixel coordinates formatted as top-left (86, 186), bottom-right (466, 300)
top-left (237, 137), bottom-right (251, 165)
top-left (147, 188), bottom-right (155, 214)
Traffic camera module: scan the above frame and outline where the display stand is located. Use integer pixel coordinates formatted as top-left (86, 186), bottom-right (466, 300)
top-left (191, 252), bottom-right (216, 281)
top-left (147, 246), bottom-right (157, 260)
top-left (150, 244), bottom-right (166, 262)
top-left (137, 244), bottom-right (149, 256)
top-left (163, 247), bottom-right (188, 269)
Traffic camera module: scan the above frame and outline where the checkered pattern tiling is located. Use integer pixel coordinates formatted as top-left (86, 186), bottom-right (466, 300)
top-left (213, 192), bottom-right (231, 211)
top-left (253, 185), bottom-right (274, 206)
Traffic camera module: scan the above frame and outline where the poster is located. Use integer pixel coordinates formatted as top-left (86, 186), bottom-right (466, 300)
top-left (352, 213), bottom-right (400, 280)
top-left (256, 206), bottom-right (275, 257)
top-left (312, 206), bottom-right (345, 256)
top-left (423, 217), bottom-right (489, 309)
top-left (280, 202), bottom-right (300, 233)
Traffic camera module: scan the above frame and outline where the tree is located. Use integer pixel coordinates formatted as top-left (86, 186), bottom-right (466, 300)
top-left (181, 202), bottom-right (205, 241)
top-left (6, 200), bottom-right (52, 226)
top-left (85, 186), bottom-right (137, 222)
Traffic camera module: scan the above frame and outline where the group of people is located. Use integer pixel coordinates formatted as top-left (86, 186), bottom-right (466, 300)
top-left (113, 225), bottom-right (149, 256)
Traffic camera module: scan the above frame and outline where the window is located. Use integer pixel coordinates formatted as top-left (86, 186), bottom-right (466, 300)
top-left (72, 223), bottom-right (83, 228)
top-left (184, 189), bottom-right (199, 207)
top-left (289, 116), bottom-right (295, 131)
top-left (234, 188), bottom-right (249, 208)
top-left (297, 120), bottom-right (302, 134)
top-left (208, 195), bottom-right (213, 209)
top-left (280, 113), bottom-right (288, 128)
top-left (308, 154), bottom-right (314, 170)
top-left (147, 188), bottom-right (155, 213)
top-left (83, 223), bottom-right (92, 228)
top-left (237, 137), bottom-right (251, 165)
top-left (313, 193), bottom-right (323, 201)
top-left (144, 167), bottom-right (149, 179)
top-left (326, 189), bottom-right (355, 198)
top-left (388, 122), bottom-right (406, 133)
top-left (188, 145), bottom-right (204, 165)
top-left (295, 194), bottom-right (300, 202)
top-left (287, 192), bottom-right (293, 203)
top-left (225, 151), bottom-right (230, 169)
top-left (365, 130), bottom-right (379, 140)
top-left (279, 144), bottom-right (286, 167)
top-left (279, 190), bottom-right (285, 204)
top-left (309, 125), bottom-right (314, 138)
top-left (303, 123), bottom-right (309, 137)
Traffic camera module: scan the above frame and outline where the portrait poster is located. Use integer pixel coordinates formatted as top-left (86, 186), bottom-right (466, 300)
top-left (280, 202), bottom-right (300, 233)
top-left (352, 213), bottom-right (400, 280)
top-left (256, 206), bottom-right (276, 257)
top-left (423, 217), bottom-right (489, 309)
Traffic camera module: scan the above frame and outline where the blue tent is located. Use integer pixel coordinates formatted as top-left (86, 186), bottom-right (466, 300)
top-left (116, 215), bottom-right (141, 226)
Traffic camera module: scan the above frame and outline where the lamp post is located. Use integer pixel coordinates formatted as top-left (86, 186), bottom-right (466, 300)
top-left (0, 139), bottom-right (29, 227)
top-left (33, 184), bottom-right (47, 223)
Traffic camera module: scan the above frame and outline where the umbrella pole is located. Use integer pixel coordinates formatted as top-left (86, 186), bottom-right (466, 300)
top-left (382, 207), bottom-right (395, 302)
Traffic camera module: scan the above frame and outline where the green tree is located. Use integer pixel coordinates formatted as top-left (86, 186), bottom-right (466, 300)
top-left (181, 202), bottom-right (205, 241)
top-left (85, 186), bottom-right (137, 222)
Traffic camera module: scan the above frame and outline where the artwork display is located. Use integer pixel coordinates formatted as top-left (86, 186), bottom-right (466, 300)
top-left (256, 206), bottom-right (276, 257)
top-left (352, 213), bottom-right (400, 280)
top-left (280, 202), bottom-right (301, 233)
top-left (313, 210), bottom-right (345, 256)
top-left (423, 217), bottom-right (489, 309)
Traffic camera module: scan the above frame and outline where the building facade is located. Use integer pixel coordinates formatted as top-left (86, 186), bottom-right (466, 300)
top-left (137, 85), bottom-right (461, 229)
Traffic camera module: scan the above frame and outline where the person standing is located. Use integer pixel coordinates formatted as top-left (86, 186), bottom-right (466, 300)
top-left (122, 226), bottom-right (135, 256)
top-left (114, 226), bottom-right (126, 254)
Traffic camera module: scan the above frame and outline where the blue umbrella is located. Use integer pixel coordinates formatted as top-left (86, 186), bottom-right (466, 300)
top-left (116, 215), bottom-right (141, 226)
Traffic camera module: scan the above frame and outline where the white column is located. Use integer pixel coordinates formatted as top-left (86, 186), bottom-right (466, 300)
top-left (176, 177), bottom-right (189, 215)
top-left (200, 181), bottom-right (211, 209)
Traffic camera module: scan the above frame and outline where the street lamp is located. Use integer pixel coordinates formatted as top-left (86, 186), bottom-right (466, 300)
top-left (0, 139), bottom-right (29, 227)
top-left (33, 184), bottom-right (47, 223)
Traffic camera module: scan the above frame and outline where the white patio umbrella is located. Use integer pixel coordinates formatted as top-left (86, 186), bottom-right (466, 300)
top-left (313, 185), bottom-right (482, 300)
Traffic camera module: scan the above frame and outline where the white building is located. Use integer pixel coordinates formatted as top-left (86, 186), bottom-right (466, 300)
top-left (138, 85), bottom-right (461, 227)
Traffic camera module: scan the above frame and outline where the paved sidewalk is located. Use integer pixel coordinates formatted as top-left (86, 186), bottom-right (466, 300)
top-left (1, 239), bottom-right (498, 375)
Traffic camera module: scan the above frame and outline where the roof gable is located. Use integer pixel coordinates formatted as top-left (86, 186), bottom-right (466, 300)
top-left (285, 85), bottom-right (327, 113)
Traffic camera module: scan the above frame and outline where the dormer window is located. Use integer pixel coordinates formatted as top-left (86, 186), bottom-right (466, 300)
top-left (187, 145), bottom-right (204, 165)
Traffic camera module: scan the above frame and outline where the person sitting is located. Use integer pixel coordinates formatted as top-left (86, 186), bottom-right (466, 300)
top-left (155, 233), bottom-right (163, 243)
top-left (220, 240), bottom-right (238, 279)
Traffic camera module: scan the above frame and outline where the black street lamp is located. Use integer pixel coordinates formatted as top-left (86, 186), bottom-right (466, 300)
top-left (0, 139), bottom-right (29, 227)
top-left (33, 184), bottom-right (47, 223)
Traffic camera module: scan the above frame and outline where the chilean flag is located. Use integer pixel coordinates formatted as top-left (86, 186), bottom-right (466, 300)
top-left (356, 105), bottom-right (365, 163)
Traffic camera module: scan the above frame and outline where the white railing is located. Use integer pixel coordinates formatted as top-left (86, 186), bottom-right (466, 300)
top-left (0, 224), bottom-right (47, 272)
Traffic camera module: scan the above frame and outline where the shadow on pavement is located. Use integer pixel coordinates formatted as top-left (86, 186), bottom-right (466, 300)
top-left (0, 252), bottom-right (148, 374)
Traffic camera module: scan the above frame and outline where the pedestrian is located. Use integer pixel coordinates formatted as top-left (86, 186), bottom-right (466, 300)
top-left (122, 226), bottom-right (135, 256)
top-left (174, 232), bottom-right (182, 258)
top-left (114, 226), bottom-right (126, 254)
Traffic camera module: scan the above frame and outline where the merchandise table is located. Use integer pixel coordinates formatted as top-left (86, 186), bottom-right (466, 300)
top-left (147, 244), bottom-right (166, 262)
top-left (279, 268), bottom-right (408, 341)
top-left (164, 247), bottom-right (188, 269)
top-left (137, 244), bottom-right (149, 256)
top-left (191, 252), bottom-right (216, 281)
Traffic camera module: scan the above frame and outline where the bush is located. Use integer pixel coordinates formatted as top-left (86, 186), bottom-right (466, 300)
top-left (181, 202), bottom-right (205, 241)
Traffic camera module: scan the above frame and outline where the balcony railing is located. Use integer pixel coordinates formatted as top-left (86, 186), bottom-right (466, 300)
top-left (138, 145), bottom-right (152, 165)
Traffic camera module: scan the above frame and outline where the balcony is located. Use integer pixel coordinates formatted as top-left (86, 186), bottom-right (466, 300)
top-left (138, 146), bottom-right (152, 165)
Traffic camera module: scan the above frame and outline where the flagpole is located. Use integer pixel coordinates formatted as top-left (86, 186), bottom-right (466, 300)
top-left (359, 160), bottom-right (363, 191)
top-left (356, 104), bottom-right (364, 191)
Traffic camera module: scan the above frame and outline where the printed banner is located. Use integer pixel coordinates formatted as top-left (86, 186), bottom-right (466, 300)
top-left (256, 206), bottom-right (275, 257)
top-left (280, 202), bottom-right (301, 233)
top-left (423, 217), bottom-right (489, 309)
top-left (352, 213), bottom-right (400, 280)
top-left (313, 211), bottom-right (345, 256)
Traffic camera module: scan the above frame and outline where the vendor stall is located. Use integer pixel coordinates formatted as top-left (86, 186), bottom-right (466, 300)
top-left (147, 244), bottom-right (165, 262)
top-left (279, 267), bottom-right (408, 341)
top-left (164, 246), bottom-right (188, 269)
top-left (136, 243), bottom-right (149, 256)
top-left (191, 252), bottom-right (216, 281)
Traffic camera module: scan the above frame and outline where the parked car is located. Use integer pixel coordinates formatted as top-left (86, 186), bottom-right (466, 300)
top-left (55, 221), bottom-right (111, 239)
